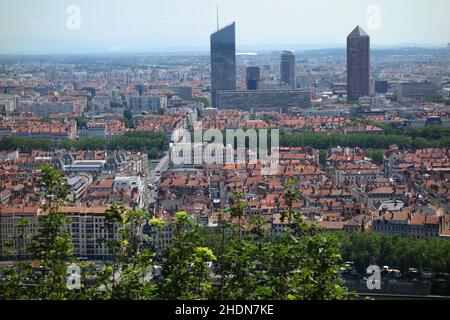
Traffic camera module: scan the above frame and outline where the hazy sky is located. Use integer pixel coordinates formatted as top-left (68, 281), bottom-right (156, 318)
top-left (1, 0), bottom-right (449, 54)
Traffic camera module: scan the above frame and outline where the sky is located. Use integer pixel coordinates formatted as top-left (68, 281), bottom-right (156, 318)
top-left (0, 0), bottom-right (449, 54)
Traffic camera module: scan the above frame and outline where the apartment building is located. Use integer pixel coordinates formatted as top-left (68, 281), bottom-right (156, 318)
top-left (0, 206), bottom-right (121, 261)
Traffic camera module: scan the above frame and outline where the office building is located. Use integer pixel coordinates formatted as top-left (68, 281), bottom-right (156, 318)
top-left (280, 51), bottom-right (296, 89)
top-left (246, 66), bottom-right (261, 90)
top-left (210, 22), bottom-right (236, 108)
top-left (397, 82), bottom-right (439, 103)
top-left (173, 86), bottom-right (193, 101)
top-left (347, 26), bottom-right (370, 101)
top-left (216, 89), bottom-right (311, 112)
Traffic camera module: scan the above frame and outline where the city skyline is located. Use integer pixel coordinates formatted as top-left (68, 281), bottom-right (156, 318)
top-left (0, 0), bottom-right (450, 54)
top-left (2, 0), bottom-right (450, 306)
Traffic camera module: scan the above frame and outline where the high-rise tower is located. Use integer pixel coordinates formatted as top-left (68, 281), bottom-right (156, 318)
top-left (280, 50), bottom-right (296, 89)
top-left (347, 25), bottom-right (370, 101)
top-left (210, 22), bottom-right (236, 108)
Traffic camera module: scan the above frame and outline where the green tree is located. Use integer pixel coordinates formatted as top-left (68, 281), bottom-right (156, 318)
top-left (73, 204), bottom-right (157, 300)
top-left (194, 96), bottom-right (210, 108)
top-left (366, 149), bottom-right (384, 165)
top-left (319, 149), bottom-right (328, 169)
top-left (123, 109), bottom-right (135, 129)
top-left (29, 166), bottom-right (74, 300)
top-left (156, 211), bottom-right (216, 300)
top-left (211, 186), bottom-right (347, 300)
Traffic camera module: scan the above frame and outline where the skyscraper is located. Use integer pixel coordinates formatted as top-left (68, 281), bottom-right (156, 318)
top-left (246, 66), bottom-right (260, 90)
top-left (347, 25), bottom-right (370, 101)
top-left (280, 51), bottom-right (296, 89)
top-left (210, 22), bottom-right (236, 108)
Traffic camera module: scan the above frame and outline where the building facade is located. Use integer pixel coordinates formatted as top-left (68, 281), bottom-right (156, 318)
top-left (397, 82), bottom-right (439, 103)
top-left (128, 95), bottom-right (164, 112)
top-left (216, 89), bottom-right (311, 111)
top-left (0, 206), bottom-right (121, 261)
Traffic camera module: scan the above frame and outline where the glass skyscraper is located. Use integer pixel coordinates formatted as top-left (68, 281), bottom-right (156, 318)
top-left (210, 22), bottom-right (236, 108)
top-left (280, 50), bottom-right (296, 89)
top-left (347, 25), bottom-right (370, 102)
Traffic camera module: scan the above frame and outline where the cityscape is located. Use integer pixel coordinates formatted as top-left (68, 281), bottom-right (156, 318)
top-left (1, 0), bottom-right (450, 307)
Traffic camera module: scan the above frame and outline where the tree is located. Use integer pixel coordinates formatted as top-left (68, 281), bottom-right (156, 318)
top-left (70, 204), bottom-right (157, 300)
top-left (319, 149), bottom-right (328, 169)
top-left (0, 166), bottom-right (73, 300)
top-left (1, 179), bottom-right (349, 300)
top-left (29, 166), bottom-right (74, 300)
top-left (194, 96), bottom-right (210, 108)
top-left (156, 211), bottom-right (216, 300)
top-left (366, 149), bottom-right (384, 165)
top-left (339, 232), bottom-right (450, 274)
top-left (0, 218), bottom-right (33, 300)
top-left (210, 186), bottom-right (347, 300)
top-left (123, 109), bottom-right (134, 129)
top-left (75, 117), bottom-right (88, 128)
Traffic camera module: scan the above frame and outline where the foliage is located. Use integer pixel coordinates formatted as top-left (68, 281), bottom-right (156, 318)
top-left (280, 125), bottom-right (450, 150)
top-left (365, 149), bottom-right (384, 165)
top-left (75, 117), bottom-right (89, 128)
top-left (0, 166), bottom-right (73, 300)
top-left (156, 211), bottom-right (216, 300)
top-left (76, 204), bottom-right (157, 300)
top-left (123, 109), bottom-right (134, 129)
top-left (1, 174), bottom-right (348, 300)
top-left (339, 232), bottom-right (450, 274)
top-left (207, 187), bottom-right (347, 300)
top-left (30, 166), bottom-right (74, 300)
top-left (319, 149), bottom-right (328, 168)
top-left (194, 96), bottom-right (210, 108)
top-left (0, 132), bottom-right (168, 156)
top-left (0, 137), bottom-right (53, 152)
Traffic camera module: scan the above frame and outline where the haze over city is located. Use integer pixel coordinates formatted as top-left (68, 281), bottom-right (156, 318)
top-left (1, 0), bottom-right (449, 54)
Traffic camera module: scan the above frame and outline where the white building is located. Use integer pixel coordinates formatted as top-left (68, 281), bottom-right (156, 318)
top-left (171, 142), bottom-right (234, 167)
top-left (114, 175), bottom-right (143, 191)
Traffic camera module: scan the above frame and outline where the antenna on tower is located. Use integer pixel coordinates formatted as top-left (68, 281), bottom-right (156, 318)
top-left (216, 6), bottom-right (219, 30)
